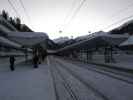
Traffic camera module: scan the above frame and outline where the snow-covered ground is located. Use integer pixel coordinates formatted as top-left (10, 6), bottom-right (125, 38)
top-left (0, 59), bottom-right (56, 100)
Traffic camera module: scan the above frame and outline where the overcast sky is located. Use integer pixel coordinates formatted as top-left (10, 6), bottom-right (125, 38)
top-left (1, 0), bottom-right (133, 39)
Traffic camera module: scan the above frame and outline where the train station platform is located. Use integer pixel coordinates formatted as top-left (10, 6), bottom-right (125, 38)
top-left (0, 59), bottom-right (56, 100)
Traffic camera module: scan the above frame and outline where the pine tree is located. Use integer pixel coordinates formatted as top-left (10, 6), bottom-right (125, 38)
top-left (1, 10), bottom-right (9, 20)
top-left (15, 17), bottom-right (21, 30)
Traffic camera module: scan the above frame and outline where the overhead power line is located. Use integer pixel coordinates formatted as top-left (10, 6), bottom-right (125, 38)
top-left (18, 0), bottom-right (31, 22)
top-left (63, 0), bottom-right (78, 24)
top-left (62, 0), bottom-right (87, 31)
top-left (58, 0), bottom-right (77, 31)
top-left (102, 14), bottom-right (133, 31)
top-left (109, 2), bottom-right (133, 19)
top-left (18, 0), bottom-right (34, 29)
top-left (68, 0), bottom-right (86, 23)
top-left (7, 0), bottom-right (20, 17)
top-left (101, 2), bottom-right (133, 31)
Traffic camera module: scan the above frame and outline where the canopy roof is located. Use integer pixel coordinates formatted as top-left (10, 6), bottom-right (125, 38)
top-left (7, 32), bottom-right (48, 47)
top-left (7, 32), bottom-right (48, 38)
top-left (54, 34), bottom-right (128, 53)
top-left (120, 35), bottom-right (133, 46)
top-left (0, 36), bottom-right (21, 48)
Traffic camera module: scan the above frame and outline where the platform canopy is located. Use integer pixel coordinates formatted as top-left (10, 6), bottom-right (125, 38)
top-left (0, 36), bottom-right (21, 48)
top-left (6, 32), bottom-right (49, 48)
top-left (54, 34), bottom-right (128, 53)
top-left (120, 36), bottom-right (133, 46)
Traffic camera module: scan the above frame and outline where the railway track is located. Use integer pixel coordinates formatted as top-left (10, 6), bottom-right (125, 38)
top-left (48, 56), bottom-right (109, 100)
top-left (49, 59), bottom-right (79, 100)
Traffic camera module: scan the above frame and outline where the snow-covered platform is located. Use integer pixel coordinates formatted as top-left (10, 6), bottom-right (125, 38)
top-left (0, 61), bottom-right (56, 100)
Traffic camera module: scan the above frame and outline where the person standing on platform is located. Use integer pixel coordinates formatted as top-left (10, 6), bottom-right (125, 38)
top-left (33, 54), bottom-right (39, 68)
top-left (9, 56), bottom-right (15, 71)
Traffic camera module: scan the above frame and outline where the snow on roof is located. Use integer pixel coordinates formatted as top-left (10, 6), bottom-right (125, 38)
top-left (75, 35), bottom-right (89, 41)
top-left (0, 36), bottom-right (21, 48)
top-left (120, 36), bottom-right (133, 46)
top-left (9, 37), bottom-right (46, 47)
top-left (7, 32), bottom-right (49, 47)
top-left (7, 32), bottom-right (48, 38)
top-left (75, 31), bottom-right (107, 41)
top-left (53, 37), bottom-right (69, 44)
